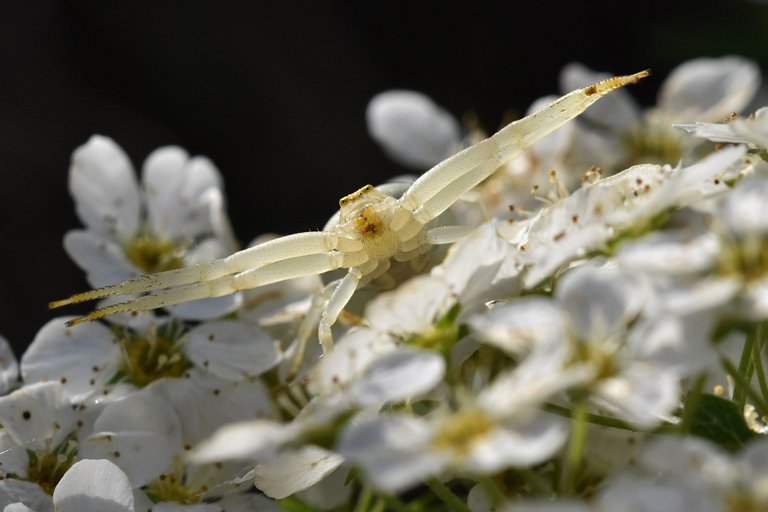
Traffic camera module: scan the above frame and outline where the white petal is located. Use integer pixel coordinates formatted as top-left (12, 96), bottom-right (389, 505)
top-left (559, 62), bottom-right (640, 130)
top-left (556, 265), bottom-right (648, 341)
top-left (659, 56), bottom-right (760, 122)
top-left (463, 416), bottom-right (567, 473)
top-left (347, 348), bottom-right (445, 406)
top-left (166, 294), bottom-right (242, 322)
top-left (675, 122), bottom-right (748, 144)
top-left (183, 320), bottom-right (280, 380)
top-left (309, 327), bottom-right (397, 397)
top-left (367, 90), bottom-right (462, 169)
top-left (252, 446), bottom-right (344, 499)
top-left (143, 147), bottom-right (224, 240)
top-left (720, 176), bottom-right (768, 235)
top-left (4, 503), bottom-right (36, 512)
top-left (0, 382), bottom-right (75, 450)
top-left (616, 231), bottom-right (720, 274)
top-left (640, 436), bottom-right (737, 488)
top-left (148, 369), bottom-right (277, 444)
top-left (69, 135), bottom-right (140, 239)
top-left (0, 335), bottom-right (19, 395)
top-left (365, 276), bottom-right (452, 336)
top-left (0, 480), bottom-right (51, 512)
top-left (63, 230), bottom-right (137, 288)
top-left (338, 414), bottom-right (448, 492)
top-left (0, 431), bottom-right (29, 477)
top-left (188, 419), bottom-right (293, 464)
top-left (732, 107), bottom-right (768, 148)
top-left (596, 365), bottom-right (681, 428)
top-left (469, 298), bottom-right (569, 356)
top-left (52, 459), bottom-right (133, 512)
top-left (79, 430), bottom-right (173, 487)
top-left (435, 221), bottom-right (511, 311)
top-left (595, 475), bottom-right (721, 512)
top-left (93, 391), bottom-right (182, 449)
top-left (21, 317), bottom-right (121, 401)
top-left (295, 465), bottom-right (352, 510)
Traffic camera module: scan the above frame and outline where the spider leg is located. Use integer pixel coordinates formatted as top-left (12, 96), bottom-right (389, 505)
top-left (393, 70), bottom-right (650, 227)
top-left (50, 232), bottom-right (362, 308)
top-left (66, 251), bottom-right (358, 326)
top-left (425, 225), bottom-right (474, 245)
top-left (318, 267), bottom-right (364, 352)
top-left (287, 280), bottom-right (339, 381)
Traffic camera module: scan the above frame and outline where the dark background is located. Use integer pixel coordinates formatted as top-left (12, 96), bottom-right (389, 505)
top-left (2, 0), bottom-right (767, 355)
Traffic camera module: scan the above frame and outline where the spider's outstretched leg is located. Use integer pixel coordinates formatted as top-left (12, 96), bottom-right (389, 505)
top-left (50, 232), bottom-right (363, 309)
top-left (64, 250), bottom-right (364, 326)
top-left (393, 70), bottom-right (651, 229)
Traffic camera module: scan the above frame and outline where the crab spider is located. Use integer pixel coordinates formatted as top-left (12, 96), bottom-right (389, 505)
top-left (51, 70), bottom-right (649, 350)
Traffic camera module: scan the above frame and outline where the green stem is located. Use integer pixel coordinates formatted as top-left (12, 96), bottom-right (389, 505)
top-left (354, 485), bottom-right (374, 512)
top-left (425, 479), bottom-right (471, 512)
top-left (679, 373), bottom-right (707, 434)
top-left (721, 357), bottom-right (768, 417)
top-left (752, 323), bottom-right (768, 405)
top-left (369, 498), bottom-right (386, 512)
top-left (561, 399), bottom-right (588, 495)
top-left (733, 327), bottom-right (757, 410)
top-left (543, 403), bottom-right (675, 433)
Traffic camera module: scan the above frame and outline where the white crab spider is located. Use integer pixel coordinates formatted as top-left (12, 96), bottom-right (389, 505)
top-left (51, 70), bottom-right (649, 351)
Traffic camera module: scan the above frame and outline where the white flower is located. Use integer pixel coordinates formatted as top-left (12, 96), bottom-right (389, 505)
top-left (21, 316), bottom-right (280, 402)
top-left (518, 145), bottom-right (747, 287)
top-left (337, 347), bottom-right (579, 492)
top-left (581, 436), bottom-right (768, 512)
top-left (560, 56), bottom-right (760, 167)
top-left (618, 174), bottom-right (768, 323)
top-left (65, 135), bottom-right (239, 321)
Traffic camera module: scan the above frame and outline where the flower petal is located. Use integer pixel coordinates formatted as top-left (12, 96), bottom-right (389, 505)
top-left (347, 348), bottom-right (445, 407)
top-left (63, 229), bottom-right (136, 288)
top-left (367, 90), bottom-right (462, 169)
top-left (21, 318), bottom-right (121, 401)
top-left (0, 382), bottom-right (75, 450)
top-left (69, 135), bottom-right (140, 239)
top-left (52, 459), bottom-right (133, 512)
top-left (659, 56), bottom-right (760, 122)
top-left (252, 446), bottom-right (344, 499)
top-left (142, 147), bottom-right (224, 240)
top-left (183, 320), bottom-right (280, 380)
top-left (0, 335), bottom-right (19, 395)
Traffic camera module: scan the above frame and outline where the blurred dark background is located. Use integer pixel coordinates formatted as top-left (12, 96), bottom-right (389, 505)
top-left (1, 0), bottom-right (767, 355)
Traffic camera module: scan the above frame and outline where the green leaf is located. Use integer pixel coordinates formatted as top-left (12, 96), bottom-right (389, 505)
top-left (688, 393), bottom-right (757, 450)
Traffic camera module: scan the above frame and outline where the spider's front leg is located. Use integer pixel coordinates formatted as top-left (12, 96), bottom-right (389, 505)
top-left (51, 231), bottom-right (367, 325)
top-left (392, 70), bottom-right (650, 229)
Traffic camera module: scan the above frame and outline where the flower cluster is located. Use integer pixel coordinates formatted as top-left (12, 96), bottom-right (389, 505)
top-left (2, 56), bottom-right (768, 511)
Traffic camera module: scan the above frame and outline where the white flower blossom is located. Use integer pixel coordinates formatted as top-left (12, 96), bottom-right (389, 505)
top-left (65, 135), bottom-right (239, 321)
